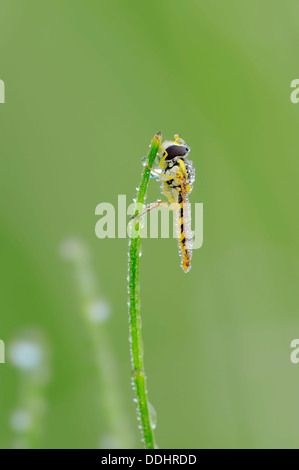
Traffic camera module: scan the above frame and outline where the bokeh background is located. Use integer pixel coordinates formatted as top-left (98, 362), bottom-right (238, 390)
top-left (1, 0), bottom-right (299, 449)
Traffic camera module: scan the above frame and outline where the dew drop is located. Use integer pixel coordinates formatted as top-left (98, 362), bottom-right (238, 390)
top-left (87, 299), bottom-right (110, 323)
top-left (100, 435), bottom-right (119, 449)
top-left (59, 238), bottom-right (85, 260)
top-left (148, 402), bottom-right (157, 430)
top-left (10, 409), bottom-right (32, 432)
top-left (9, 340), bottom-right (43, 371)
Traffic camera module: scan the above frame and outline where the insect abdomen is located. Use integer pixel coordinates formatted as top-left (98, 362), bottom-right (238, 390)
top-left (177, 192), bottom-right (192, 273)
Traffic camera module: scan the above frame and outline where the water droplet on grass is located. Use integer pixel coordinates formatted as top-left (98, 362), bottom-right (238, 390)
top-left (148, 402), bottom-right (157, 430)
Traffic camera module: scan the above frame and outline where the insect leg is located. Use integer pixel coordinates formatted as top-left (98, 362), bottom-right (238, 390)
top-left (162, 186), bottom-right (175, 205)
top-left (146, 165), bottom-right (174, 182)
top-left (133, 200), bottom-right (172, 221)
top-left (158, 143), bottom-right (168, 169)
top-left (174, 134), bottom-right (186, 146)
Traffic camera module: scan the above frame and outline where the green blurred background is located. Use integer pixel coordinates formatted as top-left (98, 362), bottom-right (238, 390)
top-left (1, 0), bottom-right (299, 449)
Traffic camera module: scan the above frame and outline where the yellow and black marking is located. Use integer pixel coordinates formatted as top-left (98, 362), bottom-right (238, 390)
top-left (138, 134), bottom-right (195, 272)
top-left (159, 136), bottom-right (195, 273)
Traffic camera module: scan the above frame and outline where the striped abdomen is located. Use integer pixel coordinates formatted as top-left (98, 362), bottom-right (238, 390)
top-left (177, 188), bottom-right (193, 273)
top-left (162, 156), bottom-right (194, 273)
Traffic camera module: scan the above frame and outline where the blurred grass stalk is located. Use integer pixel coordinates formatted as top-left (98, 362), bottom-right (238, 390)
top-left (128, 133), bottom-right (161, 449)
top-left (9, 329), bottom-right (50, 449)
top-left (61, 238), bottom-right (135, 449)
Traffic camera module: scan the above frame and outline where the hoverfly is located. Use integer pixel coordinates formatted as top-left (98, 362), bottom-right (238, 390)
top-left (144, 134), bottom-right (195, 273)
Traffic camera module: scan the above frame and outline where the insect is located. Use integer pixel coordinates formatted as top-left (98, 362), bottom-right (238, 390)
top-left (144, 134), bottom-right (195, 273)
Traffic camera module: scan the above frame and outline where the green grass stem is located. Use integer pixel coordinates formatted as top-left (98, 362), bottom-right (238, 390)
top-left (128, 132), bottom-right (161, 449)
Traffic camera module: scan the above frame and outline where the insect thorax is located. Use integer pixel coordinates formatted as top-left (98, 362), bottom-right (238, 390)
top-left (163, 157), bottom-right (195, 191)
